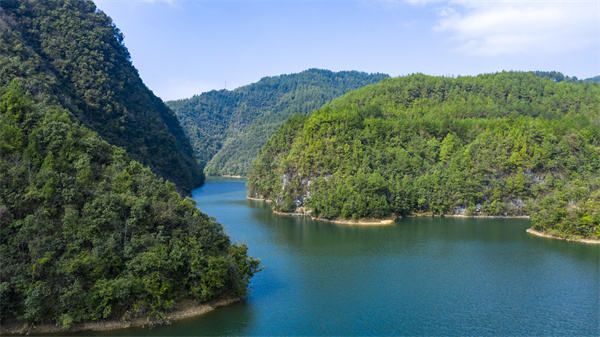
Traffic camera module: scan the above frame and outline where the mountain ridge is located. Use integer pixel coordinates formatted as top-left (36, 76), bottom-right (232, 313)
top-left (0, 0), bottom-right (203, 191)
top-left (167, 68), bottom-right (388, 176)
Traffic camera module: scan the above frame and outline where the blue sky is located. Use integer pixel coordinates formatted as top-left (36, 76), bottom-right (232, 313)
top-left (94, 0), bottom-right (600, 101)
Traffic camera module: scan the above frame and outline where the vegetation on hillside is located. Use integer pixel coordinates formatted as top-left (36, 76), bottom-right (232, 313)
top-left (0, 82), bottom-right (260, 328)
top-left (168, 69), bottom-right (387, 176)
top-left (0, 0), bottom-right (203, 191)
top-left (248, 72), bottom-right (600, 239)
top-left (585, 75), bottom-right (600, 83)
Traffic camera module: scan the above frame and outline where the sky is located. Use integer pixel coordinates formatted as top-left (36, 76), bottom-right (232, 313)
top-left (94, 0), bottom-right (600, 101)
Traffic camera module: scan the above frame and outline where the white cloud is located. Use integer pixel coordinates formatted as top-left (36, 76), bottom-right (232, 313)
top-left (408, 0), bottom-right (600, 56)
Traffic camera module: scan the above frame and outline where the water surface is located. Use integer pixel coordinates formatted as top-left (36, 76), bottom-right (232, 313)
top-left (101, 178), bottom-right (599, 336)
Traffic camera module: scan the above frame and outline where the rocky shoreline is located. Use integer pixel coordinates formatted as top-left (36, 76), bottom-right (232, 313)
top-left (247, 196), bottom-right (272, 202)
top-left (416, 213), bottom-right (530, 219)
top-left (248, 196), bottom-right (600, 244)
top-left (271, 208), bottom-right (395, 226)
top-left (254, 196), bottom-right (530, 223)
top-left (0, 297), bottom-right (241, 335)
top-left (526, 228), bottom-right (600, 244)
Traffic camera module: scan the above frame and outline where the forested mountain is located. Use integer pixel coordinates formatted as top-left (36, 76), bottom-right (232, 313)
top-left (0, 0), bottom-right (258, 330)
top-left (585, 75), bottom-right (600, 83)
top-left (0, 0), bottom-right (203, 191)
top-left (248, 72), bottom-right (600, 240)
top-left (0, 82), bottom-right (259, 330)
top-left (167, 69), bottom-right (388, 176)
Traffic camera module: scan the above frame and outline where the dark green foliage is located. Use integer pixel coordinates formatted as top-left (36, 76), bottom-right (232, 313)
top-left (529, 172), bottom-right (600, 239)
top-left (0, 82), bottom-right (260, 327)
top-left (533, 71), bottom-right (578, 82)
top-left (0, 0), bottom-right (203, 191)
top-left (167, 69), bottom-right (388, 176)
top-left (248, 72), bottom-right (600, 239)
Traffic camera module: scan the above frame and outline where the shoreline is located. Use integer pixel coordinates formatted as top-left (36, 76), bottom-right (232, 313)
top-left (271, 208), bottom-right (395, 226)
top-left (248, 196), bottom-right (598, 244)
top-left (410, 211), bottom-right (530, 219)
top-left (247, 196), bottom-right (272, 203)
top-left (252, 196), bottom-right (532, 224)
top-left (526, 228), bottom-right (600, 245)
top-left (220, 174), bottom-right (245, 179)
top-left (0, 297), bottom-right (240, 335)
top-left (319, 217), bottom-right (395, 226)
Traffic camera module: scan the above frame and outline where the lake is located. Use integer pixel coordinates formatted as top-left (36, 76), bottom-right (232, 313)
top-left (98, 177), bottom-right (599, 336)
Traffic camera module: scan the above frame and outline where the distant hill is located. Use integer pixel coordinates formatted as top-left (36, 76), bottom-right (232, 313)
top-left (248, 72), bottom-right (600, 240)
top-left (585, 75), bottom-right (600, 83)
top-left (533, 71), bottom-right (600, 84)
top-left (533, 71), bottom-right (579, 82)
top-left (167, 69), bottom-right (388, 176)
top-left (0, 0), bottom-right (203, 191)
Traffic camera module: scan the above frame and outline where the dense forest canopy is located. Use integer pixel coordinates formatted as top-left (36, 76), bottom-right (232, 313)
top-left (0, 82), bottom-right (260, 328)
top-left (0, 0), bottom-right (203, 191)
top-left (248, 72), bottom-right (600, 239)
top-left (167, 69), bottom-right (388, 176)
top-left (0, 0), bottom-right (259, 330)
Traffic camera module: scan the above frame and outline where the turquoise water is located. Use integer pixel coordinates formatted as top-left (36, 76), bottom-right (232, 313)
top-left (102, 178), bottom-right (599, 336)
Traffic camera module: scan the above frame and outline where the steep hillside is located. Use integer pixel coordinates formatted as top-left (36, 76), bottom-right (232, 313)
top-left (0, 0), bottom-right (203, 191)
top-left (0, 82), bottom-right (259, 329)
top-left (167, 69), bottom-right (388, 176)
top-left (248, 72), bottom-right (600, 240)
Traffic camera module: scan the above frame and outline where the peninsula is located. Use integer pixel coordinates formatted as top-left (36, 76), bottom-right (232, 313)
top-left (247, 72), bottom-right (600, 242)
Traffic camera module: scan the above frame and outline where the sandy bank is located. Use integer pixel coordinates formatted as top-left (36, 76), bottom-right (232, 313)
top-left (0, 297), bottom-right (240, 335)
top-left (318, 217), bottom-right (395, 226)
top-left (252, 196), bottom-right (534, 226)
top-left (249, 197), bottom-right (391, 226)
top-left (220, 175), bottom-right (245, 179)
top-left (444, 214), bottom-right (529, 219)
top-left (526, 228), bottom-right (600, 244)
top-left (271, 208), bottom-right (395, 226)
top-left (247, 196), bottom-right (272, 202)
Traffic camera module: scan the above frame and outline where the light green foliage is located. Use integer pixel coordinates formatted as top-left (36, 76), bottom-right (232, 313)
top-left (248, 72), bottom-right (600, 239)
top-left (0, 0), bottom-right (202, 191)
top-left (0, 83), bottom-right (260, 327)
top-left (167, 69), bottom-right (388, 176)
